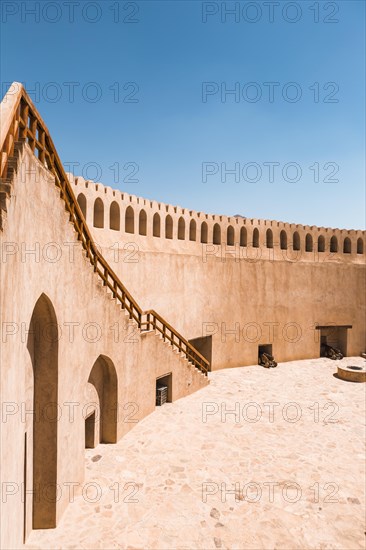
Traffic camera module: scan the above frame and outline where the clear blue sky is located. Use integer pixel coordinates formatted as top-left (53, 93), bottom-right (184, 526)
top-left (1, 0), bottom-right (365, 229)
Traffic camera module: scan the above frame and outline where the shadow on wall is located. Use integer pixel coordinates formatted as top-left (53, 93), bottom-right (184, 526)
top-left (189, 336), bottom-right (212, 371)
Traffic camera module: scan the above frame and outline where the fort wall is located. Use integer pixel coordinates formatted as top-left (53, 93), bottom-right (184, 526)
top-left (0, 82), bottom-right (365, 548)
top-left (70, 175), bottom-right (365, 263)
top-left (70, 177), bottom-right (366, 370)
top-left (0, 146), bottom-right (207, 549)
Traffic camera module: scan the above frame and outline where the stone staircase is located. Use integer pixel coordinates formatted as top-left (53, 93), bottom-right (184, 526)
top-left (0, 82), bottom-right (210, 381)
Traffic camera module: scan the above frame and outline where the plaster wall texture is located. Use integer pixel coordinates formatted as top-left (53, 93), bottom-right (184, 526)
top-left (70, 177), bottom-right (366, 370)
top-left (0, 81), bottom-right (364, 548)
top-left (0, 146), bottom-right (207, 549)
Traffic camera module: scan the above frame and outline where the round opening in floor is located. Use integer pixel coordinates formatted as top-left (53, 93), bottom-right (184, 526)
top-left (347, 366), bottom-right (363, 371)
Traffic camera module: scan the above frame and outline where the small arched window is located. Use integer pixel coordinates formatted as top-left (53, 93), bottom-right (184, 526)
top-left (266, 229), bottom-right (273, 249)
top-left (201, 222), bottom-right (208, 244)
top-left (293, 232), bottom-right (300, 251)
top-left (93, 198), bottom-right (104, 228)
top-left (178, 217), bottom-right (185, 240)
top-left (252, 228), bottom-right (259, 248)
top-left (280, 230), bottom-right (287, 250)
top-left (330, 236), bottom-right (338, 253)
top-left (240, 227), bottom-right (247, 247)
top-left (125, 206), bottom-right (134, 234)
top-left (318, 235), bottom-right (325, 252)
top-left (153, 213), bottom-right (160, 237)
top-left (110, 201), bottom-right (120, 231)
top-left (227, 226), bottom-right (234, 246)
top-left (165, 215), bottom-right (173, 239)
top-left (357, 238), bottom-right (364, 254)
top-left (77, 193), bottom-right (87, 219)
top-left (305, 233), bottom-right (313, 252)
top-left (189, 219), bottom-right (196, 241)
top-left (343, 237), bottom-right (351, 254)
top-left (213, 223), bottom-right (221, 245)
top-left (139, 210), bottom-right (147, 236)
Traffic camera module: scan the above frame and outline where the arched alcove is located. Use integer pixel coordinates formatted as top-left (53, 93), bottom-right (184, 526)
top-left (27, 294), bottom-right (58, 529)
top-left (189, 219), bottom-right (196, 241)
top-left (240, 227), bottom-right (247, 247)
top-left (318, 235), bottom-right (325, 252)
top-left (280, 230), bottom-right (287, 250)
top-left (139, 210), bottom-right (147, 236)
top-left (93, 198), bottom-right (104, 228)
top-left (178, 217), bottom-right (185, 240)
top-left (293, 231), bottom-right (300, 251)
top-left (110, 201), bottom-right (120, 231)
top-left (266, 229), bottom-right (273, 249)
top-left (165, 215), bottom-right (173, 239)
top-left (153, 213), bottom-right (160, 237)
top-left (252, 228), bottom-right (259, 248)
top-left (343, 237), bottom-right (351, 254)
top-left (77, 193), bottom-right (87, 219)
top-left (305, 233), bottom-right (313, 252)
top-left (330, 235), bottom-right (338, 253)
top-left (357, 238), bottom-right (364, 254)
top-left (213, 223), bottom-right (221, 245)
top-left (227, 226), bottom-right (234, 246)
top-left (125, 206), bottom-right (134, 234)
top-left (201, 221), bottom-right (208, 244)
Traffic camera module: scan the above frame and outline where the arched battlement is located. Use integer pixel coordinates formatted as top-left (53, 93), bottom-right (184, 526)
top-left (68, 175), bottom-right (365, 264)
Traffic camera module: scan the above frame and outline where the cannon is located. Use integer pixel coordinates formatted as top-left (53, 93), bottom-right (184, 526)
top-left (259, 352), bottom-right (277, 368)
top-left (321, 343), bottom-right (343, 360)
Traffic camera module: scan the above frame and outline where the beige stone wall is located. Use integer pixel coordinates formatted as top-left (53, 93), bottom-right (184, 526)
top-left (1, 82), bottom-right (364, 549)
top-left (70, 177), bottom-right (366, 370)
top-left (0, 146), bottom-right (207, 549)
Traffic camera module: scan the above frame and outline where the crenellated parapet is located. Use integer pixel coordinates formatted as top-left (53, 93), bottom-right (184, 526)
top-left (69, 174), bottom-right (365, 264)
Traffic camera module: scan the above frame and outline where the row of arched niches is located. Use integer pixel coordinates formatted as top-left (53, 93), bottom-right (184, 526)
top-left (75, 188), bottom-right (365, 259)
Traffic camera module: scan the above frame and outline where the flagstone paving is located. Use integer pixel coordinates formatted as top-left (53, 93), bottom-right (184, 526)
top-left (26, 357), bottom-right (365, 549)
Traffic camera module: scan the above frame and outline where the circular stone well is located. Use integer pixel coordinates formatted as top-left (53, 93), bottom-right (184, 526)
top-left (337, 364), bottom-right (366, 383)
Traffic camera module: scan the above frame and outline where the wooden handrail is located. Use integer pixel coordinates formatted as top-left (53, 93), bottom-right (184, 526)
top-left (0, 83), bottom-right (209, 375)
top-left (142, 309), bottom-right (209, 370)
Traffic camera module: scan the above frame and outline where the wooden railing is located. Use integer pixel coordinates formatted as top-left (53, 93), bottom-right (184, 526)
top-left (0, 83), bottom-right (209, 375)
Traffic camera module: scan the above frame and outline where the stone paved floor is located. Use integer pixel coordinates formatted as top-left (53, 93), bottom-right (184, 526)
top-left (26, 357), bottom-right (365, 550)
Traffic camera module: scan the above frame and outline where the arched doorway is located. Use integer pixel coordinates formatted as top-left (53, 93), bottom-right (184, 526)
top-left (26, 294), bottom-right (59, 529)
top-left (86, 355), bottom-right (118, 446)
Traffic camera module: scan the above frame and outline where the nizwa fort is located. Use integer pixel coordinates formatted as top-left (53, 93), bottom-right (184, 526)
top-left (0, 83), bottom-right (365, 549)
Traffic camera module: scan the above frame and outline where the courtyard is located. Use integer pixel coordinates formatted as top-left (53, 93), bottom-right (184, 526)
top-left (26, 357), bottom-right (365, 550)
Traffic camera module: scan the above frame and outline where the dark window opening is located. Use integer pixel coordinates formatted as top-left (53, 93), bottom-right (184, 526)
top-left (156, 373), bottom-right (172, 406)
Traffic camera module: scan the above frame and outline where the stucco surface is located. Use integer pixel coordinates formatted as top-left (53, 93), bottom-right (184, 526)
top-left (105, 248), bottom-right (365, 370)
top-left (0, 83), bottom-right (365, 548)
top-left (71, 177), bottom-right (366, 370)
top-left (0, 145), bottom-right (207, 549)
